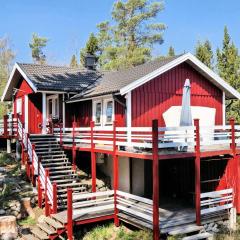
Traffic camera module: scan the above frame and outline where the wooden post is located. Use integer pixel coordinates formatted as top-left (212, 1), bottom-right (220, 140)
top-left (60, 123), bottom-right (63, 146)
top-left (3, 115), bottom-right (8, 138)
top-left (72, 121), bottom-right (76, 171)
top-left (67, 188), bottom-right (73, 240)
top-left (90, 121), bottom-right (96, 192)
top-left (194, 119), bottom-right (201, 226)
top-left (230, 118), bottom-right (239, 212)
top-left (113, 121), bottom-right (119, 226)
top-left (52, 182), bottom-right (58, 214)
top-left (45, 169), bottom-right (50, 216)
top-left (21, 123), bottom-right (25, 165)
top-left (31, 144), bottom-right (36, 186)
top-left (38, 176), bottom-right (42, 208)
top-left (152, 119), bottom-right (159, 240)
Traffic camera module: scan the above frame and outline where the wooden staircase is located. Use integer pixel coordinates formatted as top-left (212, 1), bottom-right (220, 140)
top-left (30, 134), bottom-right (87, 210)
top-left (22, 134), bottom-right (87, 239)
top-left (22, 213), bottom-right (67, 240)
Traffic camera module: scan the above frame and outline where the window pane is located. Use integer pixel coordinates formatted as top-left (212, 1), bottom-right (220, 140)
top-left (16, 98), bottom-right (22, 114)
top-left (106, 101), bottom-right (113, 123)
top-left (48, 99), bottom-right (52, 116)
top-left (96, 102), bottom-right (101, 123)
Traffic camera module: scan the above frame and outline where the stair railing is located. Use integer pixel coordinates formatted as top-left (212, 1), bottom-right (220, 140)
top-left (17, 118), bottom-right (55, 214)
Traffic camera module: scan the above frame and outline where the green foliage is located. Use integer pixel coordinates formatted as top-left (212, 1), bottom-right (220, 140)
top-left (80, 33), bottom-right (99, 67)
top-left (195, 40), bottom-right (213, 69)
top-left (0, 37), bottom-right (15, 117)
top-left (97, 0), bottom-right (166, 70)
top-left (168, 46), bottom-right (175, 57)
top-left (70, 54), bottom-right (78, 68)
top-left (18, 217), bottom-right (36, 226)
top-left (29, 33), bottom-right (48, 64)
top-left (217, 26), bottom-right (240, 122)
top-left (0, 152), bottom-right (16, 167)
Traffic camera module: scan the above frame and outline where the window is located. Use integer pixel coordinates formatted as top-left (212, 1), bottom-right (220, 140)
top-left (94, 101), bottom-right (102, 125)
top-left (16, 98), bottom-right (22, 114)
top-left (47, 95), bottom-right (59, 119)
top-left (93, 98), bottom-right (114, 126)
top-left (105, 100), bottom-right (113, 124)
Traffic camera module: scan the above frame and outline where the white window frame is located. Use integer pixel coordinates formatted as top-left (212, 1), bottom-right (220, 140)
top-left (92, 99), bottom-right (102, 126)
top-left (92, 97), bottom-right (114, 126)
top-left (103, 98), bottom-right (114, 125)
top-left (16, 98), bottom-right (22, 114)
top-left (46, 94), bottom-right (59, 119)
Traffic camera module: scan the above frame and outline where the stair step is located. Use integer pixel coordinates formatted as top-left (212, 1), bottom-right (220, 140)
top-left (52, 178), bottom-right (78, 184)
top-left (37, 151), bottom-right (64, 155)
top-left (57, 182), bottom-right (85, 188)
top-left (182, 232), bottom-right (213, 240)
top-left (48, 166), bottom-right (73, 170)
top-left (37, 222), bottom-right (56, 235)
top-left (35, 144), bottom-right (59, 147)
top-left (42, 154), bottom-right (67, 159)
top-left (41, 158), bottom-right (69, 162)
top-left (51, 212), bottom-right (68, 224)
top-left (36, 147), bottom-right (61, 152)
top-left (48, 170), bottom-right (75, 174)
top-left (44, 217), bottom-right (64, 229)
top-left (169, 225), bottom-right (204, 236)
top-left (50, 174), bottom-right (78, 179)
top-left (57, 186), bottom-right (86, 193)
top-left (31, 228), bottom-right (49, 240)
top-left (42, 162), bottom-right (71, 167)
top-left (22, 234), bottom-right (40, 240)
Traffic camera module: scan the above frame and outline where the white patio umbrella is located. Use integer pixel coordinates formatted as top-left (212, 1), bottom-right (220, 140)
top-left (180, 79), bottom-right (192, 126)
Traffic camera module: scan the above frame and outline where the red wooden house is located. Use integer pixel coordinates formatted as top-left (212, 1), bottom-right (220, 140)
top-left (1, 52), bottom-right (240, 239)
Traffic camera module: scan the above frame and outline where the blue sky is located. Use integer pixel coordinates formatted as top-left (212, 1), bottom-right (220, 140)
top-left (0, 0), bottom-right (240, 65)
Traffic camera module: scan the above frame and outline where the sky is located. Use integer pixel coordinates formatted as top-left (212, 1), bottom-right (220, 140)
top-left (0, 0), bottom-right (240, 65)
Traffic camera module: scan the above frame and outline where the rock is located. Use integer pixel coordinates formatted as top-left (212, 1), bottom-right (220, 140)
top-left (1, 232), bottom-right (18, 240)
top-left (0, 210), bottom-right (6, 215)
top-left (0, 216), bottom-right (17, 238)
top-left (21, 198), bottom-right (35, 218)
top-left (16, 214), bottom-right (22, 220)
top-left (11, 211), bottom-right (18, 217)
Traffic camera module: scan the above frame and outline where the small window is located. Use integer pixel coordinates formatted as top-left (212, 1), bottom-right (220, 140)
top-left (105, 101), bottom-right (113, 124)
top-left (16, 98), bottom-right (22, 114)
top-left (95, 102), bottom-right (102, 124)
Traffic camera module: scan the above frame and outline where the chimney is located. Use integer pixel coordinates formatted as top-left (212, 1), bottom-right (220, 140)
top-left (85, 53), bottom-right (97, 70)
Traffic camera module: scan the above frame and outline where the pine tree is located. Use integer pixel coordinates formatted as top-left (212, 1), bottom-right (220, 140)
top-left (217, 26), bottom-right (240, 121)
top-left (70, 54), bottom-right (78, 68)
top-left (97, 0), bottom-right (166, 70)
top-left (80, 33), bottom-right (99, 67)
top-left (168, 46), bottom-right (175, 57)
top-left (195, 40), bottom-right (213, 69)
top-left (0, 37), bottom-right (15, 117)
top-left (29, 33), bottom-right (48, 64)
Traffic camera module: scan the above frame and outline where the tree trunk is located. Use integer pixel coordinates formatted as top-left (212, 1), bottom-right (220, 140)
top-left (0, 216), bottom-right (17, 239)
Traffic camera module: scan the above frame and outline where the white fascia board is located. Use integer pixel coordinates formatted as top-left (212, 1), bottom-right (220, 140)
top-left (1, 63), bottom-right (37, 102)
top-left (120, 52), bottom-right (240, 100)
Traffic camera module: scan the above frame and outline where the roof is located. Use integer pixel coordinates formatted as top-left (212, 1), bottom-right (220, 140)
top-left (2, 52), bottom-right (240, 102)
top-left (70, 55), bottom-right (180, 101)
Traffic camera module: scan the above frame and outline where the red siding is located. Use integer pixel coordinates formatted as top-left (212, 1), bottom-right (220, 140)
top-left (14, 78), bottom-right (34, 124)
top-left (132, 63), bottom-right (223, 127)
top-left (65, 100), bottom-right (92, 127)
top-left (115, 96), bottom-right (126, 127)
top-left (28, 93), bottom-right (42, 134)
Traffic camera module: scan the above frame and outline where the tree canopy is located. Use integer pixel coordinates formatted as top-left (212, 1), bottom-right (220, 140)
top-left (168, 46), bottom-right (175, 57)
top-left (195, 40), bottom-right (213, 69)
top-left (70, 54), bottom-right (78, 68)
top-left (0, 37), bottom-right (15, 117)
top-left (96, 0), bottom-right (166, 70)
top-left (29, 33), bottom-right (48, 64)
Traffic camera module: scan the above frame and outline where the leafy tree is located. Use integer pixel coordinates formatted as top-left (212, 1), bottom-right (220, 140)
top-left (0, 37), bottom-right (15, 117)
top-left (216, 26), bottom-right (240, 122)
top-left (168, 46), bottom-right (175, 57)
top-left (80, 33), bottom-right (99, 67)
top-left (195, 40), bottom-right (213, 69)
top-left (29, 33), bottom-right (48, 64)
top-left (97, 0), bottom-right (166, 70)
top-left (70, 54), bottom-right (78, 68)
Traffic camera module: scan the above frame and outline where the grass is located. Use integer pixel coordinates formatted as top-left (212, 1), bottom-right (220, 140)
top-left (75, 223), bottom-right (152, 240)
top-left (18, 217), bottom-right (36, 226)
top-left (0, 152), bottom-right (16, 166)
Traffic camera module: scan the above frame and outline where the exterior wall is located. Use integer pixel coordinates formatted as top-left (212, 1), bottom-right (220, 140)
top-left (13, 78), bottom-right (33, 124)
top-left (131, 62), bottom-right (223, 127)
top-left (28, 93), bottom-right (42, 134)
top-left (65, 100), bottom-right (92, 127)
top-left (99, 156), bottom-right (130, 192)
top-left (114, 96), bottom-right (126, 127)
